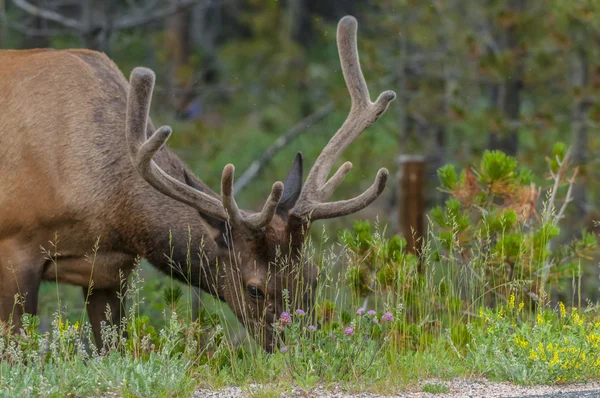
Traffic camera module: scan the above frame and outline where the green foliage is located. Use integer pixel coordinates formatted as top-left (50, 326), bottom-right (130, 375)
top-left (477, 150), bottom-right (519, 184)
top-left (468, 298), bottom-right (600, 384)
top-left (274, 307), bottom-right (398, 386)
top-left (422, 382), bottom-right (451, 394)
top-left (339, 220), bottom-right (419, 298)
top-left (437, 164), bottom-right (459, 190)
top-left (431, 145), bottom-right (595, 303)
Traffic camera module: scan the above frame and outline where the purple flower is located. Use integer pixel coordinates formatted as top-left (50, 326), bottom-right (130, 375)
top-left (381, 312), bottom-right (394, 323)
top-left (308, 325), bottom-right (316, 331)
top-left (280, 346), bottom-right (288, 353)
top-left (367, 310), bottom-right (376, 316)
top-left (329, 333), bottom-right (335, 339)
top-left (295, 309), bottom-right (305, 316)
top-left (356, 308), bottom-right (365, 315)
top-left (344, 327), bottom-right (354, 336)
top-left (373, 317), bottom-right (378, 324)
top-left (280, 312), bottom-right (292, 326)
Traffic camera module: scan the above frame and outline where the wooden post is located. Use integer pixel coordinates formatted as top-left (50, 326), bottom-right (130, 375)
top-left (0, 0), bottom-right (5, 49)
top-left (397, 155), bottom-right (426, 257)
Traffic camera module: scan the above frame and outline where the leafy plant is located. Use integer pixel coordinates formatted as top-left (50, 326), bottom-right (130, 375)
top-left (431, 145), bottom-right (595, 305)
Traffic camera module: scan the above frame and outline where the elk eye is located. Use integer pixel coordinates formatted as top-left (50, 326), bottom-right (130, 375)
top-left (247, 284), bottom-right (265, 300)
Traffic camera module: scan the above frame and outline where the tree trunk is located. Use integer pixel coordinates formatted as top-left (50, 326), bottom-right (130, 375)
top-left (488, 0), bottom-right (524, 156)
top-left (80, 0), bottom-right (114, 53)
top-left (0, 0), bottom-right (5, 48)
top-left (287, 0), bottom-right (312, 48)
top-left (166, 8), bottom-right (192, 111)
top-left (21, 0), bottom-right (49, 49)
top-left (571, 50), bottom-right (589, 219)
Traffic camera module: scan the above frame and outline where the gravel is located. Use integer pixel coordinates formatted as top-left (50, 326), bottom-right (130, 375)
top-left (193, 378), bottom-right (600, 398)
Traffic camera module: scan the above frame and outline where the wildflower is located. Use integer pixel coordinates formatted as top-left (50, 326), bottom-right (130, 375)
top-left (329, 333), bottom-right (335, 339)
top-left (528, 349), bottom-right (539, 361)
top-left (58, 318), bottom-right (65, 333)
top-left (308, 325), bottom-right (316, 331)
top-left (344, 327), bottom-right (354, 336)
top-left (373, 317), bottom-right (378, 324)
top-left (295, 309), bottom-right (305, 316)
top-left (518, 302), bottom-right (524, 312)
top-left (587, 333), bottom-right (600, 348)
top-left (559, 302), bottom-right (566, 318)
top-left (538, 342), bottom-right (547, 361)
top-left (513, 335), bottom-right (529, 349)
top-left (572, 311), bottom-right (584, 327)
top-left (549, 351), bottom-right (560, 367)
top-left (498, 308), bottom-right (504, 319)
top-left (280, 346), bottom-right (288, 353)
top-left (280, 312), bottom-right (292, 326)
top-left (537, 313), bottom-right (544, 325)
top-left (508, 293), bottom-right (515, 310)
top-left (356, 308), bottom-right (365, 315)
top-left (381, 312), bottom-right (394, 323)
top-left (367, 310), bottom-right (376, 316)
top-left (74, 322), bottom-right (79, 331)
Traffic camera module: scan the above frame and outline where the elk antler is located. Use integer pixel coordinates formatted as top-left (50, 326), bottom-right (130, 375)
top-left (126, 68), bottom-right (283, 231)
top-left (290, 16), bottom-right (396, 222)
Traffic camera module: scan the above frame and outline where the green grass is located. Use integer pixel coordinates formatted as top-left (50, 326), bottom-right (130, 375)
top-left (3, 147), bottom-right (600, 396)
top-left (422, 382), bottom-right (451, 394)
top-left (1, 222), bottom-right (599, 397)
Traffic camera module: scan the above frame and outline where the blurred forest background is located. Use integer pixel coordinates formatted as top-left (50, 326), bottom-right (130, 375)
top-left (2, 0), bottom-right (600, 324)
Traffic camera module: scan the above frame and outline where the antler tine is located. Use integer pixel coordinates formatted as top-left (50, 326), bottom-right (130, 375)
top-left (221, 164), bottom-right (285, 231)
top-left (310, 168), bottom-right (388, 220)
top-left (290, 16), bottom-right (395, 222)
top-left (126, 67), bottom-right (228, 221)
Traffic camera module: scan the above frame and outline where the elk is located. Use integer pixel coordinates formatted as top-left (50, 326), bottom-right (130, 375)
top-left (0, 16), bottom-right (395, 351)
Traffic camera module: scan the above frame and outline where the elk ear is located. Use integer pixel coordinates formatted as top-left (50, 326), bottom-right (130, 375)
top-left (184, 170), bottom-right (227, 233)
top-left (277, 152), bottom-right (303, 217)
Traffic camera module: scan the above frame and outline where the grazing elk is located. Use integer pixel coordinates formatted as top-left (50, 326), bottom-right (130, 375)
top-left (0, 16), bottom-right (394, 351)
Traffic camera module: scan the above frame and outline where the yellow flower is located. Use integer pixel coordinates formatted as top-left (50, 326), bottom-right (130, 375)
top-left (74, 322), bottom-right (79, 331)
top-left (538, 343), bottom-right (547, 361)
top-left (549, 351), bottom-right (560, 367)
top-left (529, 350), bottom-right (539, 361)
top-left (559, 302), bottom-right (566, 318)
top-left (518, 302), bottom-right (524, 312)
top-left (573, 312), bottom-right (584, 327)
top-left (537, 313), bottom-right (544, 325)
top-left (508, 293), bottom-right (515, 310)
top-left (588, 333), bottom-right (600, 348)
top-left (514, 335), bottom-right (529, 349)
top-left (58, 318), bottom-right (67, 334)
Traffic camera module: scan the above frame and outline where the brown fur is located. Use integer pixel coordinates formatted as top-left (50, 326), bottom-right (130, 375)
top-left (0, 48), bottom-right (314, 351)
top-left (0, 16), bottom-right (393, 352)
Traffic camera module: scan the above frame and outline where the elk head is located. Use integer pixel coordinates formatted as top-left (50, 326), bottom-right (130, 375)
top-left (126, 16), bottom-right (395, 352)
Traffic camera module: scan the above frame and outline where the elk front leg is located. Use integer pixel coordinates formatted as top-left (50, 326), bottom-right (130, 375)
top-left (83, 285), bottom-right (127, 350)
top-left (0, 259), bottom-right (42, 333)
